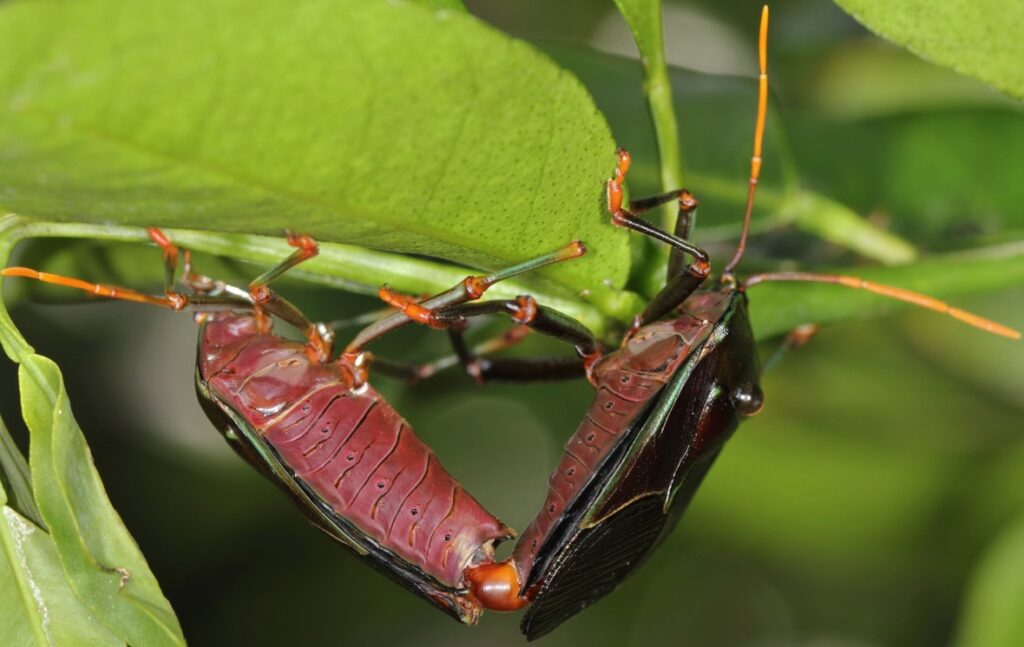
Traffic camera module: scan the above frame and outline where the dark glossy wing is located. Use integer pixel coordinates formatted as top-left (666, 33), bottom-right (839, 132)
top-left (522, 295), bottom-right (758, 640)
top-left (521, 494), bottom-right (665, 639)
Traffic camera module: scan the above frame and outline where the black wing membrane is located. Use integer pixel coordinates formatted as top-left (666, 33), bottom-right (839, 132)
top-left (522, 295), bottom-right (757, 640)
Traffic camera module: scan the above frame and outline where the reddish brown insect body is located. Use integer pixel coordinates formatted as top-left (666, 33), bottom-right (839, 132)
top-left (511, 291), bottom-right (744, 585)
top-left (195, 311), bottom-right (511, 619)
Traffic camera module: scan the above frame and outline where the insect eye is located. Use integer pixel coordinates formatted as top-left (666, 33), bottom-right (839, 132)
top-left (733, 383), bottom-right (765, 417)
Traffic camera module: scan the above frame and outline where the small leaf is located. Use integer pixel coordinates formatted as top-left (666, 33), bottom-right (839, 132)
top-left (0, 0), bottom-right (628, 300)
top-left (834, 0), bottom-right (1024, 101)
top-left (1, 481), bottom-right (122, 647)
top-left (18, 356), bottom-right (184, 646)
top-left (955, 516), bottom-right (1024, 647)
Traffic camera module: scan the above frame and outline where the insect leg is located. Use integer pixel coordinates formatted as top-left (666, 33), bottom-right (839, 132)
top-left (621, 185), bottom-right (700, 278)
top-left (240, 232), bottom-right (333, 361)
top-left (145, 227), bottom-right (188, 304)
top-left (433, 297), bottom-right (600, 383)
top-left (606, 4), bottom-right (770, 317)
top-left (445, 327), bottom-right (589, 383)
top-left (361, 325), bottom-right (533, 382)
top-left (375, 288), bottom-right (600, 383)
top-left (607, 150), bottom-right (710, 329)
top-left (147, 228), bottom-right (332, 359)
top-left (344, 241), bottom-right (586, 356)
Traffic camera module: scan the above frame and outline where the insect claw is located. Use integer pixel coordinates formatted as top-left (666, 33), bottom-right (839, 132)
top-left (339, 351), bottom-right (370, 389)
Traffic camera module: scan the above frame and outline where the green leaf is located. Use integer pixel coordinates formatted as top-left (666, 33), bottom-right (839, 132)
top-left (747, 242), bottom-right (1024, 340)
top-left (0, 416), bottom-right (43, 530)
top-left (834, 0), bottom-right (1024, 101)
top-left (18, 356), bottom-right (184, 646)
top-left (411, 0), bottom-right (466, 10)
top-left (811, 41), bottom-right (1019, 120)
top-left (1, 480), bottom-right (123, 647)
top-left (0, 0), bottom-right (627, 305)
top-left (955, 516), bottom-right (1024, 647)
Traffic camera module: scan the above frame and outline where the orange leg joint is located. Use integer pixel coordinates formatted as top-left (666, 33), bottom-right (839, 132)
top-left (377, 286), bottom-right (446, 329)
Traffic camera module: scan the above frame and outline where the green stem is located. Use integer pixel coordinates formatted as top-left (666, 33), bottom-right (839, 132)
top-left (0, 216), bottom-right (625, 336)
top-left (612, 0), bottom-right (682, 230)
top-left (645, 60), bottom-right (683, 230)
top-left (638, 7), bottom-right (683, 231)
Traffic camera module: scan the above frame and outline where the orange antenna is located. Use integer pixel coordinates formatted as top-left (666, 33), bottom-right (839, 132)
top-left (1, 267), bottom-right (185, 309)
top-left (724, 4), bottom-right (769, 275)
top-left (743, 271), bottom-right (1021, 340)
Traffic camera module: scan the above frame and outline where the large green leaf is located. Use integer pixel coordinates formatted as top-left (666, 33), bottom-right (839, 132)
top-left (835, 0), bottom-right (1024, 101)
top-left (1, 479), bottom-right (122, 647)
top-left (0, 0), bottom-right (628, 302)
top-left (17, 356), bottom-right (183, 646)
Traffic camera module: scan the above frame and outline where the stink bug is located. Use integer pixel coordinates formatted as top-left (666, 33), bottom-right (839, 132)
top-left (1, 227), bottom-right (589, 625)
top-left (376, 6), bottom-right (1020, 639)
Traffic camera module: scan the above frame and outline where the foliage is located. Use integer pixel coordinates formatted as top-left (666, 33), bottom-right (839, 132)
top-left (0, 0), bottom-right (1020, 644)
top-left (835, 0), bottom-right (1024, 101)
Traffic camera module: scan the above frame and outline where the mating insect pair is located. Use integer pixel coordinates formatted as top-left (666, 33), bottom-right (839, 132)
top-left (3, 5), bottom-right (1019, 641)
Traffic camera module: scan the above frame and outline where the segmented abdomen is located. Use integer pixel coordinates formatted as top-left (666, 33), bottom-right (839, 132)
top-left (200, 314), bottom-right (510, 588)
top-left (512, 369), bottom-right (664, 581)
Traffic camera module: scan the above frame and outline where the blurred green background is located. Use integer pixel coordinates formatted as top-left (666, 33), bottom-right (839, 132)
top-left (2, 0), bottom-right (1023, 645)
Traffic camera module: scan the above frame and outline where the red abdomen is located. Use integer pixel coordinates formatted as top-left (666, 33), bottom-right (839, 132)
top-left (198, 312), bottom-right (511, 588)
